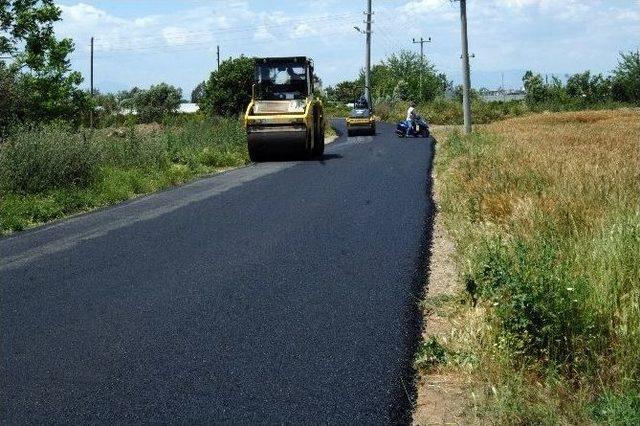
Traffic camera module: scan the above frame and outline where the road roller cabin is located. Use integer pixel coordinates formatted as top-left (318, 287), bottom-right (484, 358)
top-left (244, 57), bottom-right (325, 161)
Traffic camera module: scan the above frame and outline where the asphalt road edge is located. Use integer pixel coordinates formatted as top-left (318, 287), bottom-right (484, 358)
top-left (390, 136), bottom-right (437, 424)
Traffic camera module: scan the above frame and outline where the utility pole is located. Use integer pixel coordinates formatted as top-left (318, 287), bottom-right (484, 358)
top-left (454, 0), bottom-right (472, 134)
top-left (90, 36), bottom-right (94, 128)
top-left (354, 0), bottom-right (373, 106)
top-left (364, 0), bottom-right (372, 107)
top-left (412, 36), bottom-right (431, 101)
top-left (217, 45), bottom-right (220, 70)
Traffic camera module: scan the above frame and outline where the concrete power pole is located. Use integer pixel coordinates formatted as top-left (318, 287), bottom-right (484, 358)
top-left (364, 0), bottom-right (372, 107)
top-left (90, 36), bottom-right (94, 128)
top-left (412, 37), bottom-right (431, 101)
top-left (457, 0), bottom-right (472, 134)
top-left (217, 45), bottom-right (220, 70)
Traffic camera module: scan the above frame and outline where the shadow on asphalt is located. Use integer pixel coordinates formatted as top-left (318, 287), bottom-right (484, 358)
top-left (318, 153), bottom-right (343, 164)
top-left (256, 153), bottom-right (343, 164)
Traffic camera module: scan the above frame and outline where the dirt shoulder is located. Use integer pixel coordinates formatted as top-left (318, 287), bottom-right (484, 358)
top-left (412, 126), bottom-right (472, 425)
top-left (412, 204), bottom-right (470, 425)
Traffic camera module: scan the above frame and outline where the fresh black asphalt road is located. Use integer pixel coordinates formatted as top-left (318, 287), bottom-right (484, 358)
top-left (1, 120), bottom-right (435, 424)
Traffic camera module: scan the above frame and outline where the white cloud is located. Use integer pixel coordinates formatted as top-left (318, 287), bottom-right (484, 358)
top-left (291, 23), bottom-right (317, 38)
top-left (60, 2), bottom-right (109, 23)
top-left (401, 0), bottom-right (447, 11)
top-left (162, 27), bottom-right (189, 46)
top-left (253, 26), bottom-right (275, 41)
top-left (396, 0), bottom-right (456, 22)
top-left (495, 0), bottom-right (541, 7)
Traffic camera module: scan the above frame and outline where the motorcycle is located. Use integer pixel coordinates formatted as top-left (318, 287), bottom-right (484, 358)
top-left (396, 115), bottom-right (430, 138)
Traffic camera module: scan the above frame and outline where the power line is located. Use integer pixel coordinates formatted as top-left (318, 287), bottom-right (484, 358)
top-left (81, 16), bottom-right (359, 58)
top-left (68, 15), bottom-right (360, 61)
top-left (373, 23), bottom-right (397, 59)
top-left (89, 12), bottom-right (360, 50)
top-left (67, 24), bottom-right (361, 62)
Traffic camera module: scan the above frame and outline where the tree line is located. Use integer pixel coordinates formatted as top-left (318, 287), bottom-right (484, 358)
top-left (326, 50), bottom-right (640, 109)
top-left (522, 51), bottom-right (640, 107)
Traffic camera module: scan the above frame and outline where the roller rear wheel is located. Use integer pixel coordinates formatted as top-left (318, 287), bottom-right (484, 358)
top-left (312, 121), bottom-right (325, 158)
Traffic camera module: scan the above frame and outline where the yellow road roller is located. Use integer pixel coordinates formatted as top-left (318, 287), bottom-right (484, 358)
top-left (244, 57), bottom-right (325, 161)
top-left (346, 95), bottom-right (375, 136)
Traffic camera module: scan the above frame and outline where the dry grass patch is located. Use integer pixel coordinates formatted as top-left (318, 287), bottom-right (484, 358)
top-left (432, 109), bottom-right (640, 424)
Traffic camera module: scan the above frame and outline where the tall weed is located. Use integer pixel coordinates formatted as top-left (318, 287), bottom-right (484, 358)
top-left (0, 123), bottom-right (98, 193)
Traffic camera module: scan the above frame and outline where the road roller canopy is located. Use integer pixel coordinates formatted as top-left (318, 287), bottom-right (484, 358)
top-left (254, 57), bottom-right (314, 101)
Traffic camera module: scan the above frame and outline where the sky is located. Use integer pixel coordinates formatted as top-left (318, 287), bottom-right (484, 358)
top-left (54, 0), bottom-right (640, 96)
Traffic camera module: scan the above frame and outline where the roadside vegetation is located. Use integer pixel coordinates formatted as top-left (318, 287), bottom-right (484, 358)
top-left (417, 109), bottom-right (640, 423)
top-left (0, 117), bottom-right (247, 234)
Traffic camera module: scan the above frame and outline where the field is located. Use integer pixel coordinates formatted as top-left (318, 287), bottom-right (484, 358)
top-left (421, 109), bottom-right (640, 423)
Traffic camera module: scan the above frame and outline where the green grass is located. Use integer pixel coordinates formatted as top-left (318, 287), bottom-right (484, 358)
top-left (0, 117), bottom-right (248, 234)
top-left (430, 110), bottom-right (640, 423)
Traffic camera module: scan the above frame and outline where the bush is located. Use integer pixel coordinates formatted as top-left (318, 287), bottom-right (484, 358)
top-left (415, 336), bottom-right (448, 372)
top-left (200, 56), bottom-right (255, 116)
top-left (133, 83), bottom-right (182, 123)
top-left (97, 129), bottom-right (169, 169)
top-left (0, 123), bottom-right (98, 193)
top-left (465, 236), bottom-right (594, 364)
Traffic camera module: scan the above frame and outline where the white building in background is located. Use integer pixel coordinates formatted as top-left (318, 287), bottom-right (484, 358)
top-left (480, 89), bottom-right (526, 102)
top-left (119, 103), bottom-right (200, 116)
top-left (178, 103), bottom-right (199, 114)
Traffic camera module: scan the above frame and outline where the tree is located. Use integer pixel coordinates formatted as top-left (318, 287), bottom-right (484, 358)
top-left (611, 50), bottom-right (640, 103)
top-left (117, 87), bottom-right (141, 109)
top-left (93, 90), bottom-right (119, 116)
top-left (200, 56), bottom-right (254, 116)
top-left (522, 71), bottom-right (549, 105)
top-left (191, 81), bottom-right (205, 103)
top-left (438, 73), bottom-right (453, 94)
top-left (0, 62), bottom-right (20, 138)
top-left (382, 50), bottom-right (444, 102)
top-left (547, 75), bottom-right (568, 104)
top-left (352, 50), bottom-right (445, 102)
top-left (566, 71), bottom-right (611, 103)
top-left (133, 83), bottom-right (182, 123)
top-left (0, 0), bottom-right (85, 125)
top-left (329, 80), bottom-right (361, 103)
